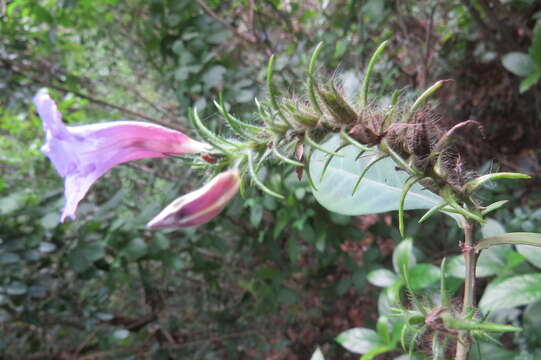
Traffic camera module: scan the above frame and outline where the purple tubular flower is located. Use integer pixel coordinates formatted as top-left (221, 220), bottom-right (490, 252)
top-left (34, 91), bottom-right (209, 222)
top-left (147, 170), bottom-right (240, 229)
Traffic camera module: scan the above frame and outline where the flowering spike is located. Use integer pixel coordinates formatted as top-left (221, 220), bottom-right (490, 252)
top-left (34, 90), bottom-right (208, 222)
top-left (147, 170), bottom-right (240, 228)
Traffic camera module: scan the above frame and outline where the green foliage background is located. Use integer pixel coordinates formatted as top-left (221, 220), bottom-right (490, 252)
top-left (1, 0), bottom-right (541, 358)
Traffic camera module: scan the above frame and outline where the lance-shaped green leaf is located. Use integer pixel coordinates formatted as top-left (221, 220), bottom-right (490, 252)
top-left (190, 108), bottom-right (235, 153)
top-left (440, 258), bottom-right (449, 307)
top-left (305, 131), bottom-right (344, 157)
top-left (481, 200), bottom-right (509, 216)
top-left (475, 232), bottom-right (541, 251)
top-left (310, 135), bottom-right (442, 216)
top-left (408, 79), bottom-right (448, 116)
top-left (352, 154), bottom-right (387, 195)
top-left (321, 143), bottom-right (350, 181)
top-left (307, 42), bottom-right (324, 114)
top-left (267, 55), bottom-right (293, 127)
top-left (340, 127), bottom-right (374, 151)
top-left (305, 147), bottom-right (319, 191)
top-left (418, 201), bottom-right (447, 223)
top-left (247, 151), bottom-right (285, 199)
top-left (441, 186), bottom-right (484, 223)
top-left (463, 172), bottom-right (531, 194)
top-left (215, 96), bottom-right (261, 140)
top-left (443, 316), bottom-right (522, 333)
top-left (359, 40), bottom-right (389, 108)
top-left (272, 146), bottom-right (304, 167)
top-left (379, 139), bottom-right (421, 176)
top-left (254, 97), bottom-right (274, 126)
top-left (399, 177), bottom-right (421, 237)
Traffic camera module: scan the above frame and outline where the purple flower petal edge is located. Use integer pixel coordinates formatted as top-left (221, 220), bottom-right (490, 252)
top-left (34, 90), bottom-right (209, 222)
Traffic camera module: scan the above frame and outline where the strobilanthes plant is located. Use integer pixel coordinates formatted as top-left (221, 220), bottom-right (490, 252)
top-left (35, 41), bottom-right (541, 359)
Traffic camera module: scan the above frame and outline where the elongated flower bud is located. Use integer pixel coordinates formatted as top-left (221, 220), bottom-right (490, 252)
top-left (147, 170), bottom-right (240, 228)
top-left (34, 90), bottom-right (209, 222)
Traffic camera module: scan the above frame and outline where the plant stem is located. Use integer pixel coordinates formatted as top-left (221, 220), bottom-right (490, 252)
top-left (455, 220), bottom-right (477, 360)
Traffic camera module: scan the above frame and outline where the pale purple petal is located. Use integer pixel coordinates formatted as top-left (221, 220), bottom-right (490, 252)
top-left (147, 170), bottom-right (240, 229)
top-left (34, 91), bottom-right (209, 222)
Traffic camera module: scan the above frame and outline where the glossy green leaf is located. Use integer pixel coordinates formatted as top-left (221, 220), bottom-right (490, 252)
top-left (501, 52), bottom-right (537, 77)
top-left (520, 70), bottom-right (541, 93)
top-left (310, 136), bottom-right (442, 215)
top-left (113, 328), bottom-right (130, 340)
top-left (409, 264), bottom-right (440, 290)
top-left (360, 344), bottom-right (394, 360)
top-left (392, 238), bottom-right (416, 275)
top-left (529, 20), bottom-right (541, 67)
top-left (480, 274), bottom-right (541, 312)
top-left (523, 299), bottom-right (541, 334)
top-left (481, 218), bottom-right (506, 237)
top-left (367, 269), bottom-right (399, 287)
top-left (336, 328), bottom-right (383, 354)
top-left (376, 316), bottom-right (391, 344)
top-left (516, 243), bottom-right (541, 269)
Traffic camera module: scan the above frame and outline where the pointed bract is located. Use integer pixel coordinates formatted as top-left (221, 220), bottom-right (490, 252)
top-left (34, 90), bottom-right (209, 222)
top-left (147, 170), bottom-right (240, 228)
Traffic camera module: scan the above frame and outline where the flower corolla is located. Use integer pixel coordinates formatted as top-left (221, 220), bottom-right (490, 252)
top-left (147, 170), bottom-right (240, 228)
top-left (34, 90), bottom-right (208, 222)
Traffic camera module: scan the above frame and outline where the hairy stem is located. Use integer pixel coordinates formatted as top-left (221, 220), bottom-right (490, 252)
top-left (455, 220), bottom-right (477, 360)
